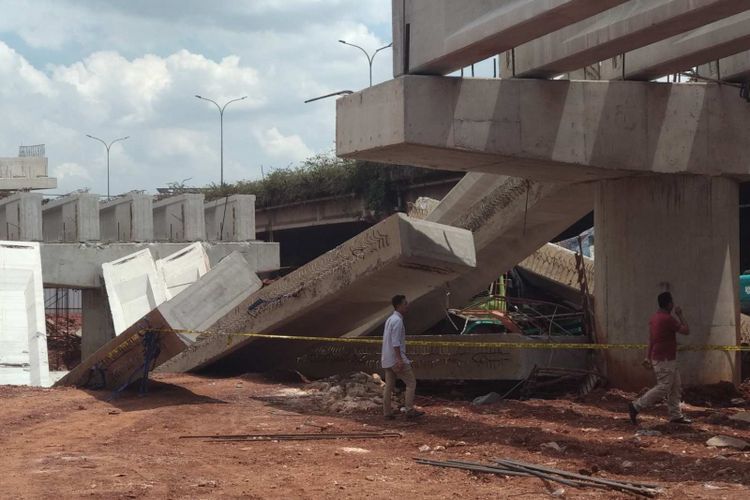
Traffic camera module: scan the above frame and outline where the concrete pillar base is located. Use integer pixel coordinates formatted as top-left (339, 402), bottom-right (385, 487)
top-left (595, 175), bottom-right (740, 390)
top-left (82, 288), bottom-right (116, 358)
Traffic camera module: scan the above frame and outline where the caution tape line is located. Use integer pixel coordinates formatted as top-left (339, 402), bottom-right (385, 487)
top-left (139, 329), bottom-right (750, 352)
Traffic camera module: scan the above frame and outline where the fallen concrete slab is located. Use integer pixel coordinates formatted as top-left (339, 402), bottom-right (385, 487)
top-left (518, 243), bottom-right (594, 305)
top-left (0, 241), bottom-right (49, 386)
top-left (155, 242), bottom-right (210, 299)
top-left (57, 252), bottom-right (262, 389)
top-left (158, 213), bottom-right (476, 374)
top-left (102, 249), bottom-right (168, 335)
top-left (339, 174), bottom-right (594, 341)
top-left (336, 76), bottom-right (750, 181)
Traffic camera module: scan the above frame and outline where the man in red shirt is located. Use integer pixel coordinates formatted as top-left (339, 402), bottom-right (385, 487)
top-left (628, 291), bottom-right (691, 425)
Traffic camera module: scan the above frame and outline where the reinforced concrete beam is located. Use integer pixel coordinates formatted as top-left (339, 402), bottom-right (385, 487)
top-left (40, 241), bottom-right (280, 288)
top-left (204, 195), bottom-right (256, 241)
top-left (336, 76), bottom-right (750, 181)
top-left (99, 193), bottom-right (154, 242)
top-left (42, 193), bottom-right (100, 242)
top-left (0, 241), bottom-right (49, 387)
top-left (158, 213), bottom-right (476, 374)
top-left (0, 193), bottom-right (43, 241)
top-left (392, 0), bottom-right (627, 76)
top-left (506, 0), bottom-right (749, 79)
top-left (601, 10), bottom-right (750, 81)
top-left (698, 51), bottom-right (750, 82)
top-left (58, 252), bottom-right (262, 389)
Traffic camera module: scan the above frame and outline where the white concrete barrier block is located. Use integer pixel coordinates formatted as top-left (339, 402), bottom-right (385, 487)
top-left (155, 242), bottom-right (210, 299)
top-left (102, 249), bottom-right (168, 335)
top-left (0, 241), bottom-right (49, 386)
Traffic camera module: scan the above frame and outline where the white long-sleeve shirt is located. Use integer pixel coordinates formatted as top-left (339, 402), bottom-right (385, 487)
top-left (381, 311), bottom-right (411, 369)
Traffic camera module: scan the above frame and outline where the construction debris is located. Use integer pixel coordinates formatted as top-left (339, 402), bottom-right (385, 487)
top-left (269, 372), bottom-right (397, 414)
top-left (180, 432), bottom-right (401, 443)
top-left (706, 435), bottom-right (750, 450)
top-left (416, 457), bottom-right (661, 497)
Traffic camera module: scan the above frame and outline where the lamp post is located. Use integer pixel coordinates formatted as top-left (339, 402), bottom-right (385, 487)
top-left (338, 40), bottom-right (392, 87)
top-left (86, 134), bottom-right (129, 199)
top-left (195, 95), bottom-right (247, 189)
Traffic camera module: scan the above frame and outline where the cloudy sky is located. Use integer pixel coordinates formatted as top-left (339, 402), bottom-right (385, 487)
top-left (0, 0), bottom-right (394, 195)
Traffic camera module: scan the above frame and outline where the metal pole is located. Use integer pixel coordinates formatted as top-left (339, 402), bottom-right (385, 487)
top-left (339, 40), bottom-right (392, 87)
top-left (195, 95), bottom-right (247, 189)
top-left (86, 134), bottom-right (129, 200)
top-left (106, 145), bottom-right (110, 199)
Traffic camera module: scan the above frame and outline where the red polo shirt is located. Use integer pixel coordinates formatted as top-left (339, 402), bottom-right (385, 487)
top-left (648, 310), bottom-right (682, 361)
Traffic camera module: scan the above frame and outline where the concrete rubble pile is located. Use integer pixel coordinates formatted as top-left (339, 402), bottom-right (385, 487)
top-left (275, 372), bottom-right (396, 414)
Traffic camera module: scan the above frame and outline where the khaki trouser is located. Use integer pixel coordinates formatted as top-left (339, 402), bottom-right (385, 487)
top-left (383, 364), bottom-right (416, 416)
top-left (633, 359), bottom-right (683, 420)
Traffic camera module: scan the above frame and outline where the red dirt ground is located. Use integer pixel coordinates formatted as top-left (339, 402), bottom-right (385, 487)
top-left (1, 374), bottom-right (749, 499)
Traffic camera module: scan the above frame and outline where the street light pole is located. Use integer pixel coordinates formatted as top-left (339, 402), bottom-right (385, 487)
top-left (338, 40), bottom-right (392, 87)
top-left (86, 134), bottom-right (129, 199)
top-left (195, 95), bottom-right (247, 189)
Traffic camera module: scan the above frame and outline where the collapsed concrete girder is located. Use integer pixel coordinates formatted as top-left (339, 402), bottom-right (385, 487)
top-left (336, 76), bottom-right (750, 182)
top-left (504, 0), bottom-right (750, 79)
top-left (158, 213), bottom-right (476, 374)
top-left (57, 252), bottom-right (262, 389)
top-left (344, 173), bottom-right (594, 339)
top-left (392, 0), bottom-right (628, 76)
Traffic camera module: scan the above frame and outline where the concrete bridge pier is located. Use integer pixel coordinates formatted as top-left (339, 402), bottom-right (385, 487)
top-left (595, 174), bottom-right (740, 390)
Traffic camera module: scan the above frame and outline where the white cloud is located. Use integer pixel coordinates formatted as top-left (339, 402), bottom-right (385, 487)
top-left (0, 0), bottom-right (392, 195)
top-left (54, 162), bottom-right (92, 182)
top-left (257, 127), bottom-right (313, 161)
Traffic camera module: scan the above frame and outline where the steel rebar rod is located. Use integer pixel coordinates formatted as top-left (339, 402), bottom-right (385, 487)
top-left (494, 459), bottom-right (658, 495)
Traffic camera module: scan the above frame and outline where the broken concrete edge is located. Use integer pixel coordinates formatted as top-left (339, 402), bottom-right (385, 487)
top-left (56, 251), bottom-right (262, 389)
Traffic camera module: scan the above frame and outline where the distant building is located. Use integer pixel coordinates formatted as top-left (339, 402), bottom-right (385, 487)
top-left (0, 144), bottom-right (57, 191)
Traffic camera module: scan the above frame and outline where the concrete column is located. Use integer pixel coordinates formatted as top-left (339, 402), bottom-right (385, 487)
top-left (204, 194), bottom-right (255, 241)
top-left (42, 193), bottom-right (100, 242)
top-left (153, 194), bottom-right (206, 242)
top-left (81, 288), bottom-right (116, 359)
top-left (0, 193), bottom-right (43, 241)
top-left (99, 193), bottom-right (154, 242)
top-left (595, 175), bottom-right (739, 390)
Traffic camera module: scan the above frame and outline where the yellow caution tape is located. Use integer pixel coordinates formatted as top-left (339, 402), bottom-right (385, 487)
top-left (144, 329), bottom-right (750, 352)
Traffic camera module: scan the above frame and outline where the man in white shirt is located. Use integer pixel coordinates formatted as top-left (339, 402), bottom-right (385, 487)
top-left (382, 294), bottom-right (424, 420)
